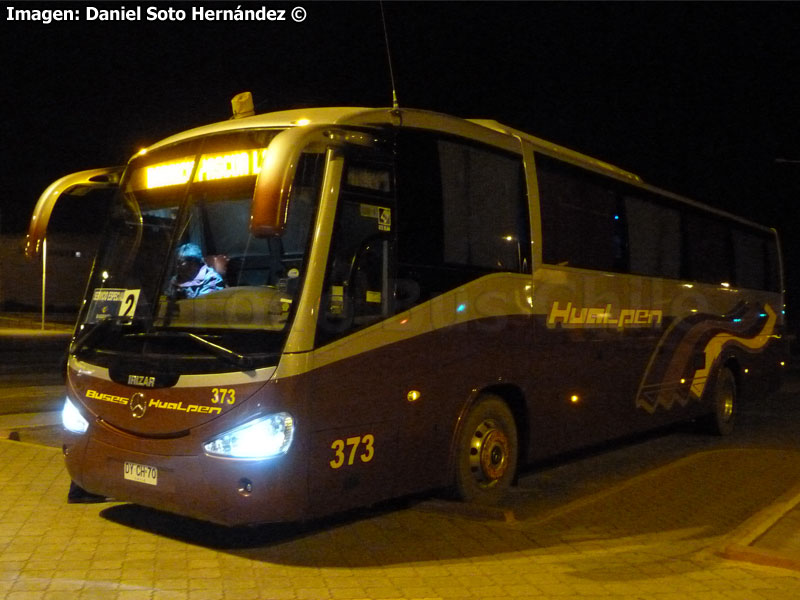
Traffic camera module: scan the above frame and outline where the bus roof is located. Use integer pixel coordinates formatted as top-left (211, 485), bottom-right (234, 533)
top-left (135, 105), bottom-right (774, 235)
top-left (468, 119), bottom-right (642, 183)
top-left (144, 107), bottom-right (510, 152)
top-left (139, 107), bottom-right (640, 182)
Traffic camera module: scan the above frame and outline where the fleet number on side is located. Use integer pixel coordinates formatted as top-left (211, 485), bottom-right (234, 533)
top-left (330, 435), bottom-right (375, 469)
top-left (211, 388), bottom-right (236, 404)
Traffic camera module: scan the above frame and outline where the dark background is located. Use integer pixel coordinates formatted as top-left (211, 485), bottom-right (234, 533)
top-left (2, 1), bottom-right (799, 333)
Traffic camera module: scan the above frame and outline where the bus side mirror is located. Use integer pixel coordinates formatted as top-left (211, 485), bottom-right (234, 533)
top-left (251, 125), bottom-right (378, 237)
top-left (26, 167), bottom-right (124, 258)
top-left (251, 125), bottom-right (335, 238)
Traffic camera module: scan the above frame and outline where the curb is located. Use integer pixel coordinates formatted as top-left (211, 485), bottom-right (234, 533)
top-left (721, 544), bottom-right (800, 572)
top-left (718, 478), bottom-right (800, 571)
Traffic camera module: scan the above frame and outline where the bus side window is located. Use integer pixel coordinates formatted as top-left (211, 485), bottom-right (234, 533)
top-left (395, 131), bottom-right (530, 305)
top-left (684, 212), bottom-right (733, 285)
top-left (624, 195), bottom-right (681, 279)
top-left (350, 236), bottom-right (392, 323)
top-left (316, 152), bottom-right (396, 346)
top-left (732, 228), bottom-right (779, 291)
top-left (316, 204), bottom-right (394, 344)
top-left (536, 153), bottom-right (626, 273)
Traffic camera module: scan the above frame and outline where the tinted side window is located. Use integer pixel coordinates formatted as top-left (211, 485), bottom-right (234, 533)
top-left (536, 154), bottom-right (625, 272)
top-left (316, 153), bottom-right (396, 346)
top-left (396, 131), bottom-right (529, 303)
top-left (439, 141), bottom-right (527, 271)
top-left (625, 195), bottom-right (681, 279)
top-left (684, 212), bottom-right (732, 284)
top-left (732, 228), bottom-right (781, 291)
top-left (534, 154), bottom-right (781, 291)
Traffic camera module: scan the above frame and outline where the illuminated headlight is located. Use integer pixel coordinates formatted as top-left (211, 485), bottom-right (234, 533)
top-left (203, 413), bottom-right (294, 459)
top-left (62, 397), bottom-right (89, 434)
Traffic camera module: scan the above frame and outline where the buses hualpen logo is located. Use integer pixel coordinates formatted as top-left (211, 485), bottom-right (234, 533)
top-left (129, 393), bottom-right (147, 419)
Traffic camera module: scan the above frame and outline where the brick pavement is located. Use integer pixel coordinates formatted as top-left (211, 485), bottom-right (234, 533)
top-left (2, 439), bottom-right (800, 600)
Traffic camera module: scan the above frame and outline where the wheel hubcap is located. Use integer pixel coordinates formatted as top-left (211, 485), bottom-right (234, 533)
top-left (721, 389), bottom-right (734, 421)
top-left (469, 419), bottom-right (510, 485)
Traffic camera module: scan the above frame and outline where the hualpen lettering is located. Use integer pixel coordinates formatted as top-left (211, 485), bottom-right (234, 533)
top-left (149, 399), bottom-right (221, 415)
top-left (547, 301), bottom-right (662, 329)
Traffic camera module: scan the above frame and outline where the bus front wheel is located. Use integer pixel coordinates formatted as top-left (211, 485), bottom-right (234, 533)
top-left (703, 367), bottom-right (737, 436)
top-left (453, 395), bottom-right (518, 505)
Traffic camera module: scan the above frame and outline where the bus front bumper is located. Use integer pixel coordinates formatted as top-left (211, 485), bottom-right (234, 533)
top-left (63, 432), bottom-right (307, 526)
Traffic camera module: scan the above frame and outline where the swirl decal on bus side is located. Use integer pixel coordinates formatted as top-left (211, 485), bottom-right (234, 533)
top-left (635, 303), bottom-right (778, 414)
top-left (689, 304), bottom-right (777, 398)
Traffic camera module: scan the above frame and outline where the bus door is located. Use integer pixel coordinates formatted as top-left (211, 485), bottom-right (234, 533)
top-left (306, 144), bottom-right (405, 514)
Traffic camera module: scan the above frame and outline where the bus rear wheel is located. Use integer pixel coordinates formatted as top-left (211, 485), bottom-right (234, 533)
top-left (703, 367), bottom-right (737, 436)
top-left (454, 396), bottom-right (518, 505)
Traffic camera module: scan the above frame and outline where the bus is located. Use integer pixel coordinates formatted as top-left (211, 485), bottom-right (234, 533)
top-left (27, 99), bottom-right (787, 526)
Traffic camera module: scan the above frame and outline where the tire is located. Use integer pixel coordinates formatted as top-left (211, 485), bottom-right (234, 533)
top-left (453, 395), bottom-right (518, 504)
top-left (703, 367), bottom-right (737, 436)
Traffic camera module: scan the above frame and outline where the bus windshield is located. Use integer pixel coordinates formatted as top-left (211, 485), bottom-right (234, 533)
top-left (73, 129), bottom-right (324, 373)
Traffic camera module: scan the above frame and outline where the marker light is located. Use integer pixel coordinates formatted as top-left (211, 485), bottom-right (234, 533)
top-left (62, 397), bottom-right (89, 434)
top-left (204, 413), bottom-right (294, 459)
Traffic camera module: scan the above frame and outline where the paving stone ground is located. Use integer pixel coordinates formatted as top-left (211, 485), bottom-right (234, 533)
top-left (2, 438), bottom-right (800, 600)
top-left (3, 320), bottom-right (800, 598)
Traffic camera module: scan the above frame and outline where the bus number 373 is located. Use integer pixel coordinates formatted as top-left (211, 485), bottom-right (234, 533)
top-left (330, 435), bottom-right (375, 469)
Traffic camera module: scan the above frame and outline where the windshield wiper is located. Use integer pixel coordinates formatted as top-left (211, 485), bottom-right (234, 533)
top-left (132, 331), bottom-right (259, 370)
top-left (183, 333), bottom-right (257, 370)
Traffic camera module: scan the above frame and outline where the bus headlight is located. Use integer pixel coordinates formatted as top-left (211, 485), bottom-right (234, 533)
top-left (203, 413), bottom-right (294, 459)
top-left (62, 397), bottom-right (89, 434)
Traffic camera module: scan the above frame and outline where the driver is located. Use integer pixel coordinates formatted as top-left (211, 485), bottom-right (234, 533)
top-left (171, 243), bottom-right (224, 298)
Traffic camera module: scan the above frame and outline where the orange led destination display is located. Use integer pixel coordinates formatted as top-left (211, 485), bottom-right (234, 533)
top-left (142, 148), bottom-right (269, 189)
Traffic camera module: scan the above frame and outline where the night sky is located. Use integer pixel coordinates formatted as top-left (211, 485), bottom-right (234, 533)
top-left (2, 1), bottom-right (800, 322)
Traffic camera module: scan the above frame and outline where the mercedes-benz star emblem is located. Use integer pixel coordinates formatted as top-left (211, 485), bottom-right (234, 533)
top-left (129, 392), bottom-right (147, 419)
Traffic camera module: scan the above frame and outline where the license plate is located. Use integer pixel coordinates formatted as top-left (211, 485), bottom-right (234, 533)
top-left (123, 461), bottom-right (158, 486)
